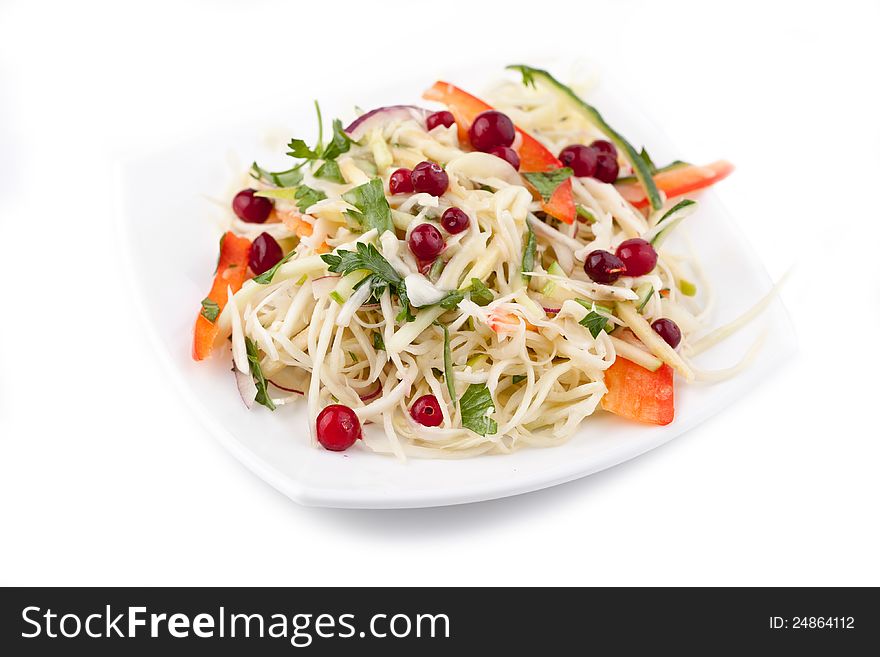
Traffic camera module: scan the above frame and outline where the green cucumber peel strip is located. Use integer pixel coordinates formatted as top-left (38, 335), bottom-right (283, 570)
top-left (507, 64), bottom-right (663, 211)
top-left (647, 199), bottom-right (698, 247)
top-left (442, 323), bottom-right (456, 402)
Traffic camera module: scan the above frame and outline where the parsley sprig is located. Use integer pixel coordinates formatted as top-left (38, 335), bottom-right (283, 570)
top-left (251, 100), bottom-right (353, 188)
top-left (321, 243), bottom-right (413, 322)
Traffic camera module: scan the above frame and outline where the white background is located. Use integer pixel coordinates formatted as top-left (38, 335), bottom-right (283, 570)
top-left (1, 0), bottom-right (878, 586)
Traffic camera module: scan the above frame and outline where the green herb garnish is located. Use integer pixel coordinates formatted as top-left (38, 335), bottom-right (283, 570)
top-left (293, 185), bottom-right (327, 212)
top-left (245, 337), bottom-right (275, 410)
top-left (314, 159), bottom-right (345, 184)
top-left (523, 168), bottom-right (573, 201)
top-left (200, 298), bottom-right (220, 323)
top-left (580, 311), bottom-right (611, 338)
top-left (253, 249), bottom-right (296, 285)
top-left (459, 384), bottom-right (497, 436)
top-left (438, 290), bottom-right (465, 309)
top-left (372, 331), bottom-right (385, 351)
top-left (468, 278), bottom-right (494, 306)
top-left (342, 178), bottom-right (393, 235)
top-left (250, 162), bottom-right (304, 188)
top-left (511, 374), bottom-right (527, 384)
top-left (321, 242), bottom-right (411, 321)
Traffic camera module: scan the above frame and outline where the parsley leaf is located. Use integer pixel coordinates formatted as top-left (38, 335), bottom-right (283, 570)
top-left (580, 311), bottom-right (610, 338)
top-left (253, 249), bottom-right (296, 285)
top-left (372, 331), bottom-right (385, 351)
top-left (459, 384), bottom-right (497, 436)
top-left (314, 159), bottom-right (345, 184)
top-left (511, 374), bottom-right (527, 384)
top-left (575, 299), bottom-right (614, 338)
top-left (245, 337), bottom-right (275, 411)
top-left (342, 178), bottom-right (393, 235)
top-left (250, 162), bottom-right (304, 188)
top-left (523, 168), bottom-right (573, 201)
top-left (286, 138), bottom-right (319, 160)
top-left (294, 185), bottom-right (327, 212)
top-left (200, 298), bottom-right (220, 323)
top-left (521, 220), bottom-right (536, 280)
top-left (438, 290), bottom-right (464, 309)
top-left (441, 323), bottom-right (456, 401)
top-left (395, 282), bottom-right (415, 322)
top-left (468, 278), bottom-right (494, 306)
top-left (322, 119), bottom-right (353, 161)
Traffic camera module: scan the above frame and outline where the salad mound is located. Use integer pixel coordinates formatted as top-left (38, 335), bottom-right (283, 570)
top-left (192, 64), bottom-right (742, 459)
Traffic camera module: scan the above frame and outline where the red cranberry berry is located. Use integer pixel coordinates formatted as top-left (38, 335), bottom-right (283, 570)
top-left (651, 318), bottom-right (682, 349)
top-left (426, 111), bottom-right (455, 131)
top-left (468, 110), bottom-right (515, 152)
top-left (488, 145), bottom-right (520, 171)
top-left (410, 394), bottom-right (443, 427)
top-left (558, 144), bottom-right (598, 177)
top-left (615, 238), bottom-right (658, 277)
top-left (232, 189), bottom-right (273, 224)
top-left (411, 161), bottom-right (448, 196)
top-left (316, 404), bottom-right (362, 451)
top-left (440, 207), bottom-right (470, 234)
top-left (408, 223), bottom-right (445, 261)
top-left (389, 168), bottom-right (414, 194)
top-left (590, 139), bottom-right (617, 158)
top-left (248, 232), bottom-right (284, 275)
top-left (594, 152), bottom-right (620, 183)
top-left (584, 250), bottom-right (626, 284)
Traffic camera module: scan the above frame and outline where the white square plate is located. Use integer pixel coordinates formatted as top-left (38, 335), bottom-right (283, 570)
top-left (118, 64), bottom-right (794, 508)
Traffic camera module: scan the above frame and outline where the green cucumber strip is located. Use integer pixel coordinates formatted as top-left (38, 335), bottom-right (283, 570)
top-left (636, 283), bottom-right (655, 312)
top-left (541, 261), bottom-right (564, 297)
top-left (647, 199), bottom-right (698, 247)
top-left (255, 187), bottom-right (299, 201)
top-left (678, 278), bottom-right (697, 297)
top-left (442, 324), bottom-right (456, 402)
top-left (330, 269), bottom-right (371, 304)
top-left (508, 64), bottom-right (663, 211)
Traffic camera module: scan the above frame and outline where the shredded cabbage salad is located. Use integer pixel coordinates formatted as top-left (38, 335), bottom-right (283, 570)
top-left (193, 64), bottom-right (762, 459)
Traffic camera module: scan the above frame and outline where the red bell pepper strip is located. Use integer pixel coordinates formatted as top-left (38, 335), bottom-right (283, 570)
top-left (192, 231), bottom-right (251, 361)
top-left (601, 357), bottom-right (674, 426)
top-left (423, 81), bottom-right (575, 224)
top-left (616, 160), bottom-right (734, 209)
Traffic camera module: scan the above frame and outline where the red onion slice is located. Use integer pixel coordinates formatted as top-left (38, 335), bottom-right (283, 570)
top-left (345, 105), bottom-right (429, 141)
top-left (358, 381), bottom-right (383, 402)
top-left (234, 366), bottom-right (257, 409)
top-left (311, 274), bottom-right (340, 298)
top-left (268, 379), bottom-right (304, 395)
